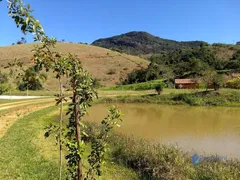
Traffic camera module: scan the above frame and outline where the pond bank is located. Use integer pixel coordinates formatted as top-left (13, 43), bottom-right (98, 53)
top-left (97, 89), bottom-right (240, 107)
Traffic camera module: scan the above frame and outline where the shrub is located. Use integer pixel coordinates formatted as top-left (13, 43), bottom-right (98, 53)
top-left (92, 78), bottom-right (102, 88)
top-left (0, 84), bottom-right (10, 95)
top-left (155, 84), bottom-right (163, 95)
top-left (106, 69), bottom-right (116, 75)
top-left (0, 71), bottom-right (8, 84)
top-left (226, 77), bottom-right (240, 89)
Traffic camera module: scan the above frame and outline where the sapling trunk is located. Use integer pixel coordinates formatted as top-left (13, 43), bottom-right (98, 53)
top-left (59, 79), bottom-right (63, 180)
top-left (27, 84), bottom-right (29, 96)
top-left (73, 79), bottom-right (83, 180)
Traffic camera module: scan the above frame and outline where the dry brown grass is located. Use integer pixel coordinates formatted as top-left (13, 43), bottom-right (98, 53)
top-left (213, 46), bottom-right (238, 60)
top-left (0, 43), bottom-right (149, 89)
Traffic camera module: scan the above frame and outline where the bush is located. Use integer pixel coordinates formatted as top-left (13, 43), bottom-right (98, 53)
top-left (106, 69), bottom-right (116, 75)
top-left (226, 77), bottom-right (240, 89)
top-left (155, 84), bottom-right (163, 94)
top-left (0, 84), bottom-right (10, 95)
top-left (92, 78), bottom-right (102, 88)
top-left (0, 71), bottom-right (8, 84)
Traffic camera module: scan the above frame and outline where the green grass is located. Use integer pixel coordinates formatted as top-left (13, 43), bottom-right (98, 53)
top-left (98, 88), bottom-right (240, 107)
top-left (0, 106), bottom-right (138, 180)
top-left (100, 79), bottom-right (165, 91)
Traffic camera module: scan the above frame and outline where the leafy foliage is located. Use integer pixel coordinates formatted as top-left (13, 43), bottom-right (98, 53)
top-left (226, 77), bottom-right (240, 89)
top-left (201, 70), bottom-right (224, 91)
top-left (124, 63), bottom-right (173, 85)
top-left (18, 66), bottom-right (47, 90)
top-left (0, 71), bottom-right (8, 84)
top-left (155, 84), bottom-right (163, 95)
top-left (124, 42), bottom-right (240, 86)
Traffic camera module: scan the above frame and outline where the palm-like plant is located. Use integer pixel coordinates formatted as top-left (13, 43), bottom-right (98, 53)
top-left (19, 66), bottom-right (47, 91)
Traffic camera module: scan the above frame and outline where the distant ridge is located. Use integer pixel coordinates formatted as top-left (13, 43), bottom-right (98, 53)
top-left (92, 31), bottom-right (206, 55)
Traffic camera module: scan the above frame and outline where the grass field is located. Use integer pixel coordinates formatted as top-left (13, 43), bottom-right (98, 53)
top-left (0, 105), bottom-right (138, 180)
top-left (0, 43), bottom-right (149, 89)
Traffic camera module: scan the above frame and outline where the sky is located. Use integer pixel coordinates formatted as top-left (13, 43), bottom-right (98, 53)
top-left (0, 0), bottom-right (240, 46)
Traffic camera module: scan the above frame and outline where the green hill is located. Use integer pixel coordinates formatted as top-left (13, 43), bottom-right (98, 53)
top-left (92, 31), bottom-right (205, 56)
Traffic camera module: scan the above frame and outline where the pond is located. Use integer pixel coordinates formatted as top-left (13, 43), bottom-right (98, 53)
top-left (85, 103), bottom-right (240, 159)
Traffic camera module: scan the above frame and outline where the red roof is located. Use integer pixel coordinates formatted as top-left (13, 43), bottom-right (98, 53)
top-left (175, 79), bottom-right (200, 84)
top-left (232, 73), bottom-right (240, 78)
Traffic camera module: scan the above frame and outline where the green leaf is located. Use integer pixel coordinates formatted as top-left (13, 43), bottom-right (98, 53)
top-left (26, 17), bottom-right (30, 24)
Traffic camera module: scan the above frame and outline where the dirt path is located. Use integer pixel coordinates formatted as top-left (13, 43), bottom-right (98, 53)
top-left (0, 98), bottom-right (54, 111)
top-left (0, 98), bottom-right (56, 138)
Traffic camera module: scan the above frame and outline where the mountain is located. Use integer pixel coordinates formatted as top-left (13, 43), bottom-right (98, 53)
top-left (0, 43), bottom-right (149, 89)
top-left (92, 31), bottom-right (206, 56)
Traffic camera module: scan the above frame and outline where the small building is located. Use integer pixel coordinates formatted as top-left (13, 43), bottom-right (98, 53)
top-left (231, 73), bottom-right (240, 78)
top-left (175, 79), bottom-right (200, 89)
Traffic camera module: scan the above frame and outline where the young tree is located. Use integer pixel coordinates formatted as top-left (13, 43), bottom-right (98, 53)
top-left (201, 70), bottom-right (224, 91)
top-left (4, 1), bottom-right (122, 179)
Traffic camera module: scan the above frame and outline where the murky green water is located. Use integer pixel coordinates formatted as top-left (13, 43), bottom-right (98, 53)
top-left (85, 104), bottom-right (240, 158)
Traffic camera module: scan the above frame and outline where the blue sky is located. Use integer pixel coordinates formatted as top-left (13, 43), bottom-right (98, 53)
top-left (0, 0), bottom-right (240, 46)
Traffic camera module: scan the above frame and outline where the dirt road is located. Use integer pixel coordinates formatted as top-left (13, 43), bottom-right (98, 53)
top-left (0, 98), bottom-right (56, 138)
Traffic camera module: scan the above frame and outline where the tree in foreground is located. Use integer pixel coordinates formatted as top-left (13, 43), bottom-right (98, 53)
top-left (3, 0), bottom-right (122, 179)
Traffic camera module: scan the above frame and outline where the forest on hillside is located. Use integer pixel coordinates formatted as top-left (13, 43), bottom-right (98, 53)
top-left (92, 31), bottom-right (205, 55)
top-left (123, 42), bottom-right (240, 88)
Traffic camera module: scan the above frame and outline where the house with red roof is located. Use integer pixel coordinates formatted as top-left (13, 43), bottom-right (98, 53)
top-left (175, 79), bottom-right (200, 89)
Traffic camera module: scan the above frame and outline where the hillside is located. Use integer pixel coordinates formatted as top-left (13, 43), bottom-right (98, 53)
top-left (0, 43), bottom-right (149, 89)
top-left (92, 31), bottom-right (205, 56)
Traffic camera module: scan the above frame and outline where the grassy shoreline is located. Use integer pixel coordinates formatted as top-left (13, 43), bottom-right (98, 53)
top-left (97, 89), bottom-right (240, 107)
